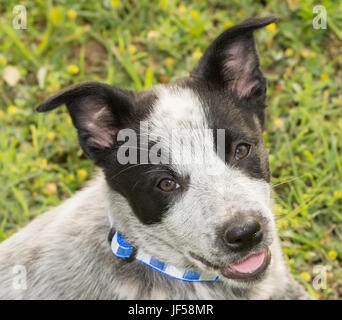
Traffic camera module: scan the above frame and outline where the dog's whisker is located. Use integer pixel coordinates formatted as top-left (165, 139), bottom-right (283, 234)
top-left (143, 169), bottom-right (172, 175)
top-left (116, 146), bottom-right (151, 153)
top-left (111, 163), bottom-right (151, 180)
top-left (136, 132), bottom-right (170, 140)
top-left (272, 174), bottom-right (307, 188)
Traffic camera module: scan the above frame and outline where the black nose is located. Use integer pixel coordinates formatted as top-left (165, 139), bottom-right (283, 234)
top-left (224, 221), bottom-right (263, 252)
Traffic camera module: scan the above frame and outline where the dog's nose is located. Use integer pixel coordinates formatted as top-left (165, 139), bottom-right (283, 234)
top-left (224, 221), bottom-right (262, 252)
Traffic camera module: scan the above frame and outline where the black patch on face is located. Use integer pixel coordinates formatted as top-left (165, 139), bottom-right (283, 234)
top-left (204, 86), bottom-right (270, 182)
top-left (101, 90), bottom-right (190, 225)
top-left (176, 78), bottom-right (270, 182)
top-left (104, 162), bottom-right (189, 225)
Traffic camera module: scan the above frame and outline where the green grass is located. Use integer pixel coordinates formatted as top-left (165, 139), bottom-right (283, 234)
top-left (0, 0), bottom-right (341, 299)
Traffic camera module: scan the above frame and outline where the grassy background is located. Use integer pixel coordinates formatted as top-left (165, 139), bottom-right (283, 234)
top-left (0, 0), bottom-right (341, 299)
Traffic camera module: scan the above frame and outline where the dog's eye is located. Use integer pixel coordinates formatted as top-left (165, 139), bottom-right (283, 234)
top-left (158, 179), bottom-right (180, 192)
top-left (234, 143), bottom-right (250, 160)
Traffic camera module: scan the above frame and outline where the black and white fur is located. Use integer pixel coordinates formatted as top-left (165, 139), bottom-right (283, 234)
top-left (0, 17), bottom-right (311, 299)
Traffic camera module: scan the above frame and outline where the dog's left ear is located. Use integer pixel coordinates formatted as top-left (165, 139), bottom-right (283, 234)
top-left (191, 16), bottom-right (277, 102)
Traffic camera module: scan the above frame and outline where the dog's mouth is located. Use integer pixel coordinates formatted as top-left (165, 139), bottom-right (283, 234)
top-left (221, 249), bottom-right (271, 281)
top-left (190, 248), bottom-right (271, 282)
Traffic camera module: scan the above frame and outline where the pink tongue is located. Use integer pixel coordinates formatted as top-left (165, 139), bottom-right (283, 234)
top-left (230, 251), bottom-right (266, 274)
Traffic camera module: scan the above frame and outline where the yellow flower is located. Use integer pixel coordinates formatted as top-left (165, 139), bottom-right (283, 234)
top-left (266, 23), bottom-right (276, 31)
top-left (77, 169), bottom-right (88, 182)
top-left (320, 73), bottom-right (329, 81)
top-left (277, 220), bottom-right (288, 230)
top-left (7, 105), bottom-right (17, 114)
top-left (48, 113), bottom-right (55, 119)
top-left (190, 10), bottom-right (199, 19)
top-left (285, 48), bottom-right (293, 57)
top-left (67, 64), bottom-right (79, 75)
top-left (274, 118), bottom-right (285, 130)
top-left (301, 209), bottom-right (308, 217)
top-left (165, 57), bottom-right (174, 67)
top-left (0, 55), bottom-right (7, 66)
top-left (111, 0), bottom-right (120, 7)
top-left (67, 9), bottom-right (77, 20)
top-left (178, 4), bottom-right (186, 14)
top-left (159, 0), bottom-right (168, 9)
top-left (328, 250), bottom-right (337, 260)
top-left (50, 6), bottom-right (63, 25)
top-left (291, 219), bottom-right (298, 227)
top-left (66, 174), bottom-right (75, 182)
top-left (334, 191), bottom-right (342, 199)
top-left (41, 159), bottom-right (48, 168)
top-left (47, 132), bottom-right (55, 141)
top-left (44, 182), bottom-right (57, 195)
top-left (274, 204), bottom-right (283, 215)
top-left (192, 48), bottom-right (202, 60)
top-left (300, 272), bottom-right (311, 282)
top-left (224, 20), bottom-right (233, 28)
top-left (128, 44), bottom-right (137, 54)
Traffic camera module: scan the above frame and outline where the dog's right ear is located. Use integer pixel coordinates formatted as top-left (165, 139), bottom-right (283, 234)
top-left (37, 82), bottom-right (135, 164)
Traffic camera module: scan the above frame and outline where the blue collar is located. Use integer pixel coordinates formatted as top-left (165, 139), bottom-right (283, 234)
top-left (107, 212), bottom-right (220, 283)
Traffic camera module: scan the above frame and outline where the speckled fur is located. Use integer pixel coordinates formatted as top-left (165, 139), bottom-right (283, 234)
top-left (0, 17), bottom-right (312, 300)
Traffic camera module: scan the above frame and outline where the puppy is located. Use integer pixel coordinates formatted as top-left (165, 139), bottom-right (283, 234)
top-left (0, 16), bottom-right (311, 299)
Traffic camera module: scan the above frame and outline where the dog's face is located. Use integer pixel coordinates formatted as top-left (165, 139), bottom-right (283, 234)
top-left (38, 17), bottom-right (278, 287)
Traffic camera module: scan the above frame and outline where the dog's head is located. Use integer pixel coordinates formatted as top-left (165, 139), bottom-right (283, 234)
top-left (38, 17), bottom-right (278, 287)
